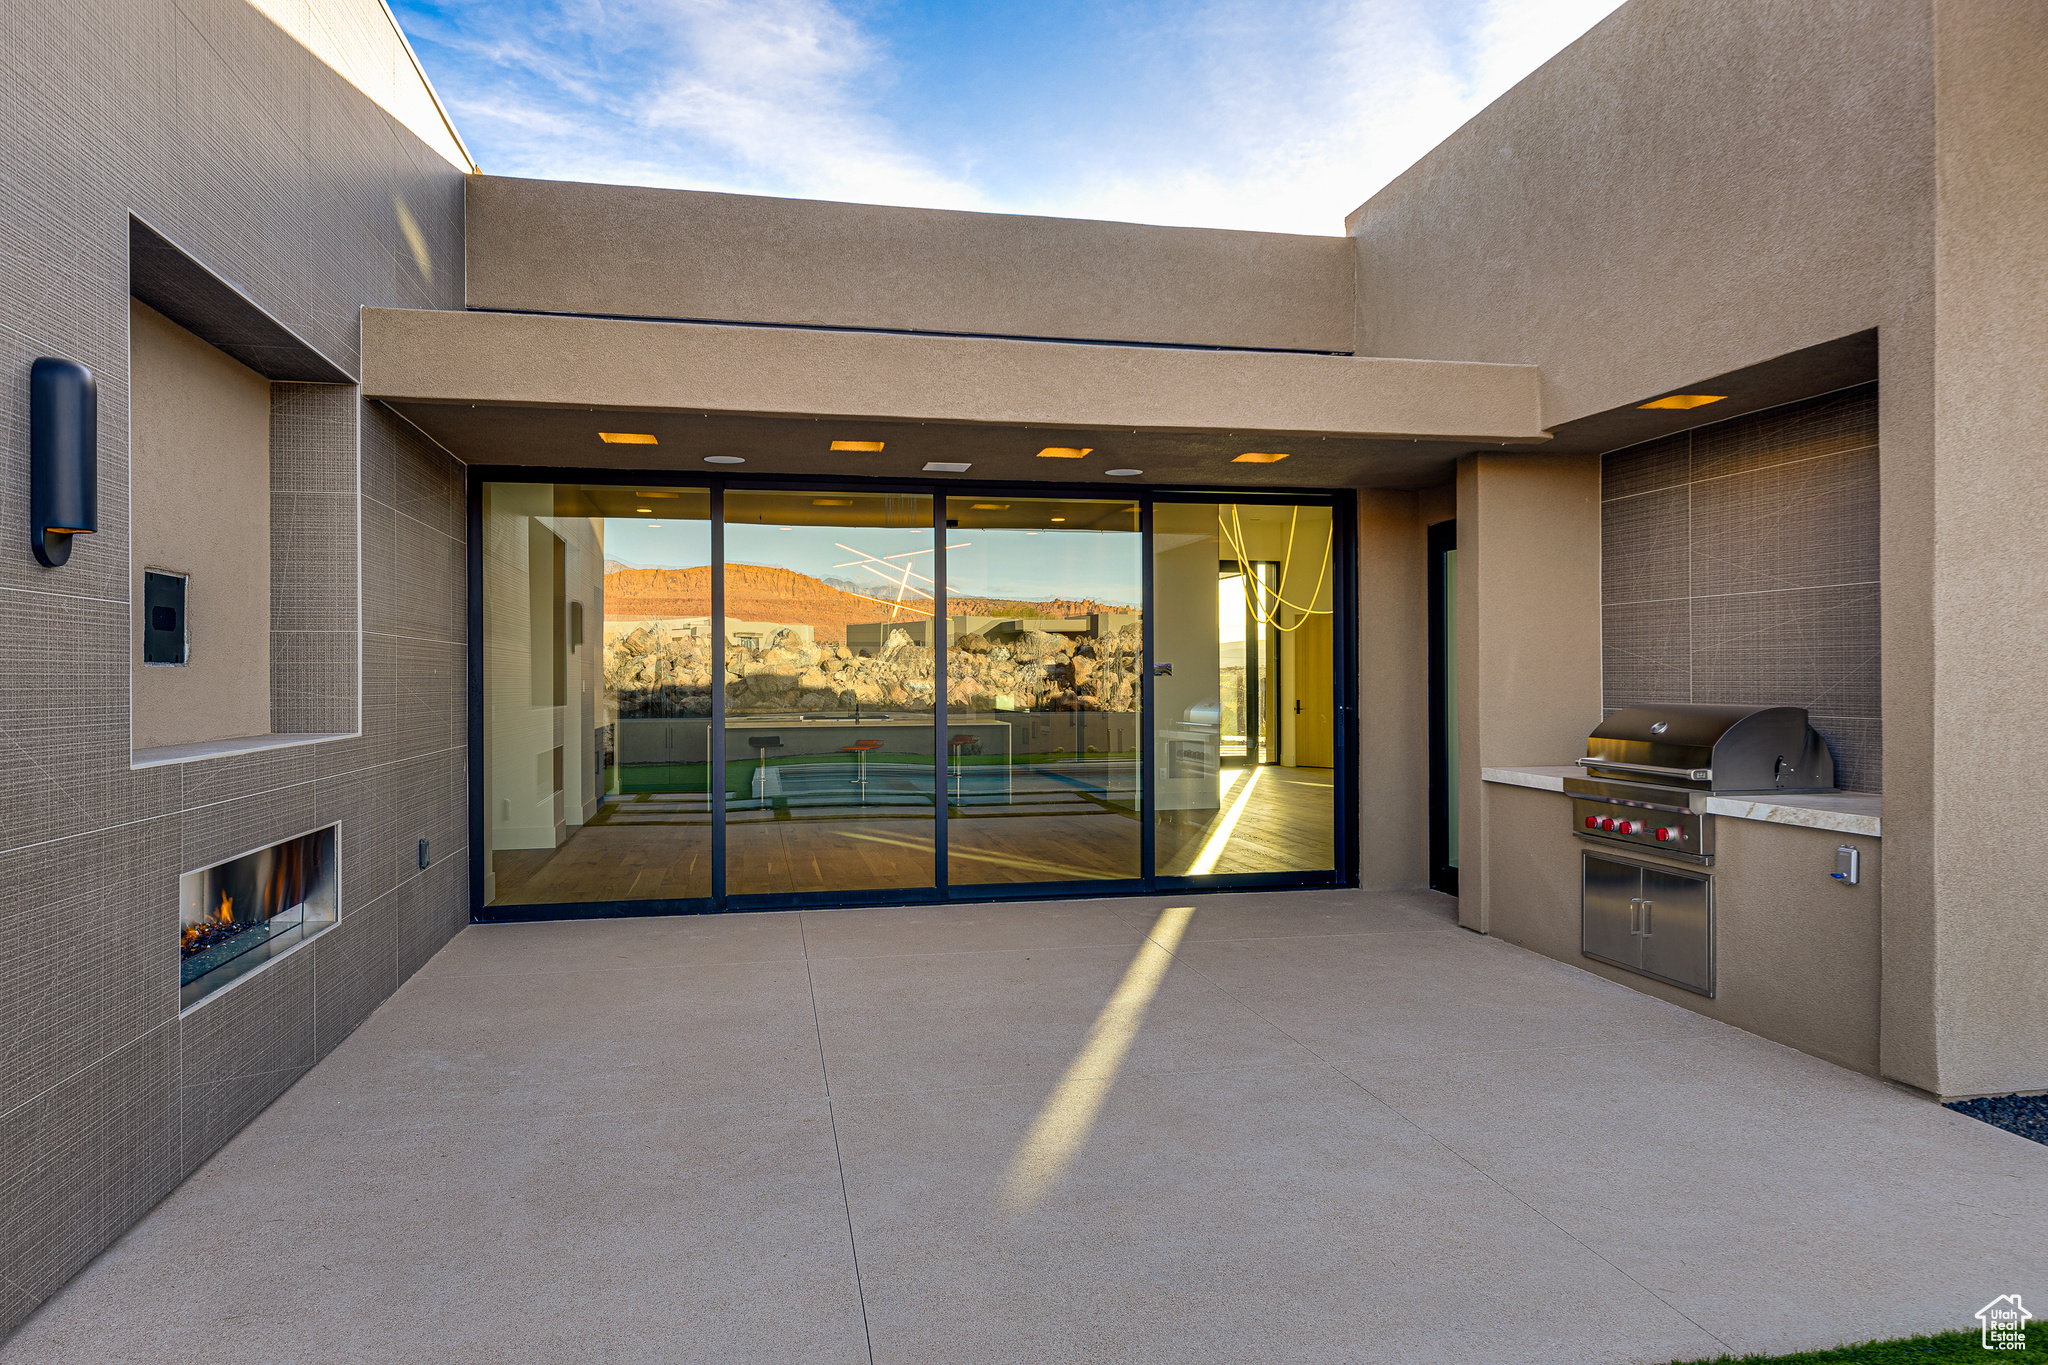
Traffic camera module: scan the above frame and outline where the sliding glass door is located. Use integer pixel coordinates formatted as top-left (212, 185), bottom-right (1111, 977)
top-left (722, 489), bottom-right (937, 896)
top-left (474, 476), bottom-right (1346, 916)
top-left (1152, 500), bottom-right (1337, 880)
top-left (480, 482), bottom-right (713, 908)
top-left (943, 496), bottom-right (1143, 887)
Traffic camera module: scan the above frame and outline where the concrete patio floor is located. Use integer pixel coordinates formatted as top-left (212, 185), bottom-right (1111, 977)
top-left (6, 889), bottom-right (2044, 1363)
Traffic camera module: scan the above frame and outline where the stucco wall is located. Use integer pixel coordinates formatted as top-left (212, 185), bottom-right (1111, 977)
top-left (466, 176), bottom-right (1356, 353)
top-left (1346, 0), bottom-right (2004, 1088)
top-left (128, 300), bottom-right (273, 749)
top-left (1348, 0), bottom-right (1933, 431)
top-left (1920, 0), bottom-right (2048, 1097)
top-left (1356, 490), bottom-right (1427, 887)
top-left (1455, 454), bottom-right (1604, 932)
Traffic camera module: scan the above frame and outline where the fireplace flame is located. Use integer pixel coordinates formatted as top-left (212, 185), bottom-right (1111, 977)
top-left (180, 891), bottom-right (241, 957)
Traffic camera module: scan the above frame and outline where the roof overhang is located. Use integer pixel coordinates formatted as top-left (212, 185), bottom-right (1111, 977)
top-left (360, 308), bottom-right (1548, 487)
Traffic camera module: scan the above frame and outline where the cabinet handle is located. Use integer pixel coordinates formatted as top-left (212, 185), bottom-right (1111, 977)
top-left (1629, 897), bottom-right (1641, 934)
top-left (1641, 899), bottom-right (1653, 936)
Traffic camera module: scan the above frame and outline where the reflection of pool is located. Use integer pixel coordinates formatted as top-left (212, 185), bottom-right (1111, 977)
top-left (730, 758), bottom-right (937, 811)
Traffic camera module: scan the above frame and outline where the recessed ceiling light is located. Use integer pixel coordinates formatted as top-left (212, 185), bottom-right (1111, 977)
top-left (831, 440), bottom-right (885, 452)
top-left (647, 523), bottom-right (661, 528)
top-left (636, 507), bottom-right (653, 513)
top-left (925, 461), bottom-right (970, 473)
top-left (813, 498), bottom-right (854, 506)
top-left (969, 503), bottom-right (1009, 510)
top-left (636, 491), bottom-right (679, 498)
top-left (1050, 517), bottom-right (1066, 522)
top-left (1638, 394), bottom-right (1726, 410)
top-left (1233, 452), bottom-right (1290, 463)
top-left (1037, 447), bottom-right (1091, 459)
top-left (1105, 469), bottom-right (1142, 477)
top-left (599, 432), bottom-right (657, 445)
top-left (704, 455), bottom-right (744, 464)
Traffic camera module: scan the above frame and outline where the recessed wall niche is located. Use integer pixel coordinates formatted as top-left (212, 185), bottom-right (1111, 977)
top-left (128, 217), bottom-right (360, 760)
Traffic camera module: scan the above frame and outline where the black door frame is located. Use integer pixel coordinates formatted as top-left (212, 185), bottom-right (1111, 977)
top-left (1426, 518), bottom-right (1458, 896)
top-left (466, 468), bottom-right (1360, 921)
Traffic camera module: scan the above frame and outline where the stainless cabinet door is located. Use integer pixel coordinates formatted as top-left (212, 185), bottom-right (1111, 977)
top-left (1638, 865), bottom-right (1713, 996)
top-left (1581, 854), bottom-right (1641, 969)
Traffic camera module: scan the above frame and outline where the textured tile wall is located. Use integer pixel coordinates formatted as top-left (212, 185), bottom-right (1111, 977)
top-left (1602, 386), bottom-right (1881, 791)
top-left (0, 0), bottom-right (469, 1337)
top-left (271, 382), bottom-right (360, 734)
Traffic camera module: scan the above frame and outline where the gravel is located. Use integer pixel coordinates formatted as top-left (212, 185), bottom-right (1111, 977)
top-left (1945, 1093), bottom-right (2048, 1146)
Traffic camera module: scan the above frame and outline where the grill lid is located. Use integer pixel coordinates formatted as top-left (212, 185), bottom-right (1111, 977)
top-left (1581, 703), bottom-right (1835, 793)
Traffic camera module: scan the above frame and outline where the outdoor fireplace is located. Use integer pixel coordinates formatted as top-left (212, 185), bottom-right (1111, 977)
top-left (179, 824), bottom-right (339, 1009)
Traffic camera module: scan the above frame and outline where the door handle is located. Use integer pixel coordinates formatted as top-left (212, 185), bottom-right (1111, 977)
top-left (1294, 699), bottom-right (1302, 715)
top-left (1640, 899), bottom-right (1652, 936)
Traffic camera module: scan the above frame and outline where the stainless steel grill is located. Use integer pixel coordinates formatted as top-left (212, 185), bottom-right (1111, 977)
top-left (1564, 703), bottom-right (1836, 865)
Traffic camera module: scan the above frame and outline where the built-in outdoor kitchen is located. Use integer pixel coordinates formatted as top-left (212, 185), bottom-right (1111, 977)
top-left (1475, 386), bottom-right (1884, 1077)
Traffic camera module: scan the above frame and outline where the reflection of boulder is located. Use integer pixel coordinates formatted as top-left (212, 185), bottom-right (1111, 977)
top-left (604, 615), bottom-right (1153, 717)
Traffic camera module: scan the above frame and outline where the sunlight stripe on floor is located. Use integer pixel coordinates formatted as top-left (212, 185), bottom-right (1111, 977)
top-left (998, 904), bottom-right (1195, 1216)
top-left (1186, 765), bottom-right (1265, 875)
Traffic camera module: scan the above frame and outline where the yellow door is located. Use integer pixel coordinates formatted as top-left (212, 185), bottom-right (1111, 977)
top-left (1294, 613), bottom-right (1334, 768)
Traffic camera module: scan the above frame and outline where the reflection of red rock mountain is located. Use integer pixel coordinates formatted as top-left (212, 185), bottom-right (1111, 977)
top-left (603, 564), bottom-right (1132, 643)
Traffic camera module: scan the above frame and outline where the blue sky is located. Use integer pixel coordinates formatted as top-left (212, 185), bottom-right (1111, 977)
top-left (392, 0), bottom-right (1624, 235)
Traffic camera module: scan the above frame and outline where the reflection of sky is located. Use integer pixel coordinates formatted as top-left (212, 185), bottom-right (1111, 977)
top-left (605, 519), bottom-right (1142, 608)
top-left (602, 518), bottom-right (711, 569)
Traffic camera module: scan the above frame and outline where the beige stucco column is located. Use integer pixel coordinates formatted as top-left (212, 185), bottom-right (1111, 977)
top-left (1894, 0), bottom-right (2048, 1096)
top-left (1355, 489), bottom-right (1428, 887)
top-left (1455, 453), bottom-right (1603, 932)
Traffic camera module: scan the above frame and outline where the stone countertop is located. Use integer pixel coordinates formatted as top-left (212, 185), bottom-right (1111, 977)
top-left (1480, 765), bottom-right (1881, 837)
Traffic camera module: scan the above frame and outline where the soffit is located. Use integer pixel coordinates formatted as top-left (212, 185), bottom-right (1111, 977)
top-left (1542, 331), bottom-right (1880, 455)
top-left (386, 401), bottom-right (1509, 491)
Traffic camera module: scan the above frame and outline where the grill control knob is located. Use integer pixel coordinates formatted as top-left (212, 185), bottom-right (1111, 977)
top-left (1599, 817), bottom-right (1616, 831)
top-left (1585, 816), bottom-right (1598, 829)
top-left (1656, 827), bottom-right (1681, 842)
top-left (1615, 820), bottom-right (1638, 835)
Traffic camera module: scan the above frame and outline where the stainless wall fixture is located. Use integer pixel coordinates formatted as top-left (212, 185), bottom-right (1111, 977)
top-left (1569, 704), bottom-right (1838, 998)
top-left (29, 356), bottom-right (98, 567)
top-left (1566, 704), bottom-right (1837, 864)
top-left (1582, 852), bottom-right (1714, 995)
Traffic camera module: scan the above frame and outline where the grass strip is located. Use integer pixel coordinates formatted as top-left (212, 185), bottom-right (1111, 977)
top-left (1669, 1322), bottom-right (2042, 1363)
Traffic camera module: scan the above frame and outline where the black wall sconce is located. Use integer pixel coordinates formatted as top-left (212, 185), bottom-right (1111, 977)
top-left (30, 357), bottom-right (97, 567)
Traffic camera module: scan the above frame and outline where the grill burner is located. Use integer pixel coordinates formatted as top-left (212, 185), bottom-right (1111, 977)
top-left (1566, 704), bottom-right (1837, 864)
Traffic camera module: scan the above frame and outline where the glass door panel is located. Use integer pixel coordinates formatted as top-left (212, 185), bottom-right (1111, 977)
top-left (1155, 501), bottom-right (1336, 876)
top-left (943, 496), bottom-right (1142, 885)
top-left (481, 481), bottom-right (713, 907)
top-left (722, 490), bottom-right (936, 896)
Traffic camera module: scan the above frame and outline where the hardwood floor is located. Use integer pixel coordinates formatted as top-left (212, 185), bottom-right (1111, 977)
top-left (1156, 767), bottom-right (1336, 876)
top-left (488, 764), bottom-right (1334, 906)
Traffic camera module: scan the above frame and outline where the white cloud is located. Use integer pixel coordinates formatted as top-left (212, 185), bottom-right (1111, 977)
top-left (634, 0), bottom-right (985, 208)
top-left (412, 0), bottom-right (1625, 234)
top-left (1023, 0), bottom-right (1626, 235)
